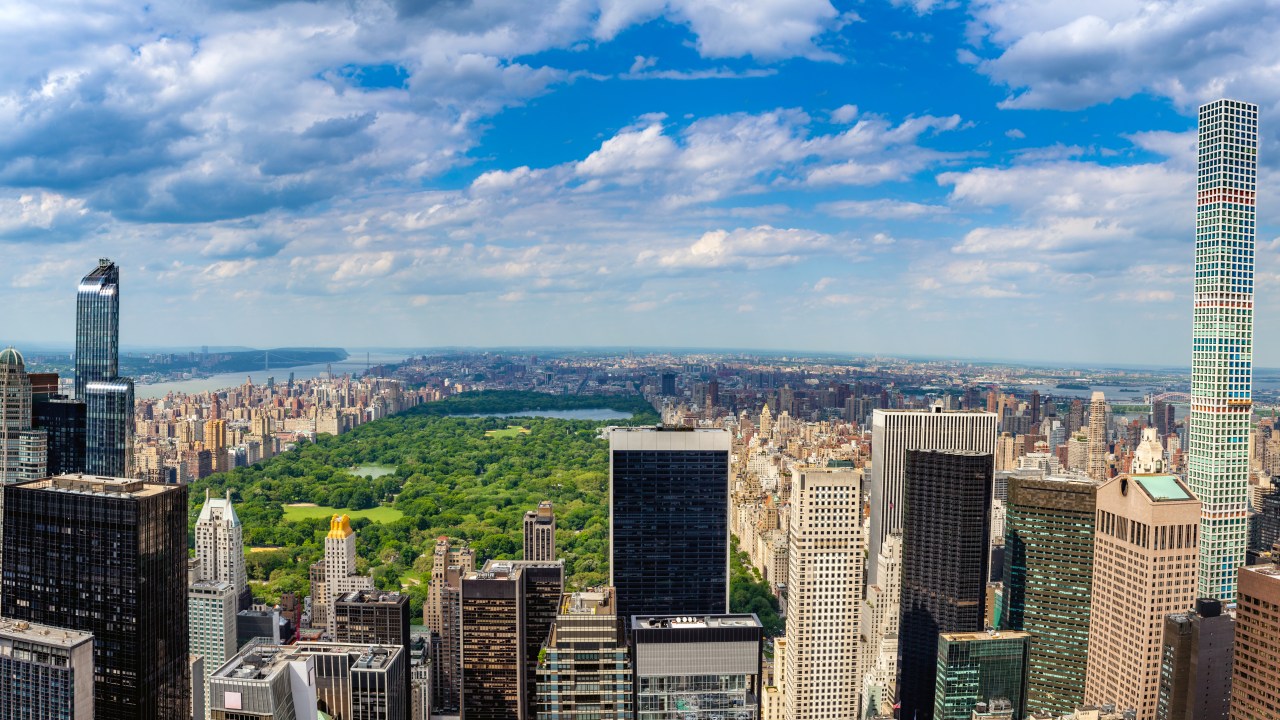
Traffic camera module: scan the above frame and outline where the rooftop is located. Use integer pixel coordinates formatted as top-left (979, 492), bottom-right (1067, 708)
top-left (560, 588), bottom-right (615, 615)
top-left (1131, 474), bottom-right (1194, 501)
top-left (337, 590), bottom-right (406, 604)
top-left (632, 614), bottom-right (762, 630)
top-left (19, 474), bottom-right (172, 498)
top-left (214, 641), bottom-right (400, 681)
top-left (0, 618), bottom-right (93, 649)
top-left (938, 629), bottom-right (1031, 642)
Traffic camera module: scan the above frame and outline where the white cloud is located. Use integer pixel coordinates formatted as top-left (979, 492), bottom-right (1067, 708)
top-left (642, 225), bottom-right (836, 269)
top-left (595, 0), bottom-right (843, 60)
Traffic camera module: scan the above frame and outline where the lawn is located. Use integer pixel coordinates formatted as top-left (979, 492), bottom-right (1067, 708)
top-left (351, 464), bottom-right (397, 478)
top-left (281, 503), bottom-right (405, 523)
top-left (484, 425), bottom-right (530, 439)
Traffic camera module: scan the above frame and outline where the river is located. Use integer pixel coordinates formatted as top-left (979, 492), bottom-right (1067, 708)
top-left (136, 351), bottom-right (406, 399)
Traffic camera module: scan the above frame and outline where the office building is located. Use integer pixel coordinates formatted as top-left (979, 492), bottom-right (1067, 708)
top-left (0, 617), bottom-right (94, 720)
top-left (1004, 474), bottom-right (1100, 716)
top-left (74, 258), bottom-right (120, 400)
top-left (784, 466), bottom-right (864, 720)
top-left (0, 347), bottom-right (47, 483)
top-left (1156, 598), bottom-right (1233, 720)
top-left (192, 655), bottom-right (205, 720)
top-left (209, 640), bottom-right (405, 720)
top-left (334, 590), bottom-right (412, 717)
top-left (630, 615), bottom-right (762, 720)
top-left (409, 633), bottom-right (433, 720)
top-left (1087, 392), bottom-right (1109, 481)
top-left (535, 587), bottom-right (633, 719)
top-left (1, 474), bottom-right (190, 719)
top-left (934, 631), bottom-right (1030, 720)
top-left (189, 580), bottom-right (238, 720)
top-left (1230, 564), bottom-right (1280, 720)
top-left (195, 488), bottom-right (251, 610)
top-left (31, 395), bottom-right (86, 476)
top-left (660, 372), bottom-right (676, 396)
top-left (236, 607), bottom-right (292, 649)
top-left (309, 514), bottom-right (374, 634)
top-left (426, 536), bottom-right (474, 712)
top-left (84, 378), bottom-right (134, 477)
top-left (609, 427), bottom-right (730, 619)
top-left (899, 449), bottom-right (994, 720)
top-left (524, 500), bottom-right (556, 561)
top-left (1084, 474), bottom-right (1201, 720)
top-left (1190, 99), bottom-right (1259, 602)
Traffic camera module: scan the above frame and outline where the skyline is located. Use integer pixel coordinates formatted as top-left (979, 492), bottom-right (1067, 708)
top-left (4, 1), bottom-right (1280, 365)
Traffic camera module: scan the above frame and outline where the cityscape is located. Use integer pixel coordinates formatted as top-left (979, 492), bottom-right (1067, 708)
top-left (4, 3), bottom-right (1280, 720)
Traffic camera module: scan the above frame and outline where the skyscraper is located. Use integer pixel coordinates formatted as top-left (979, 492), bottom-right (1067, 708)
top-left (426, 536), bottom-right (474, 712)
top-left (899, 449), bottom-right (994, 720)
top-left (535, 587), bottom-right (633, 719)
top-left (334, 590), bottom-right (413, 719)
top-left (0, 617), bottom-right (94, 720)
top-left (195, 488), bottom-right (251, 610)
top-left (609, 427), bottom-right (730, 619)
top-left (310, 514), bottom-right (374, 633)
top-left (784, 466), bottom-right (864, 720)
top-left (1191, 98), bottom-right (1259, 602)
top-left (934, 630), bottom-right (1030, 720)
top-left (2, 474), bottom-right (190, 719)
top-left (1084, 474), bottom-right (1200, 720)
top-left (523, 500), bottom-right (556, 562)
top-left (1003, 473), bottom-right (1100, 716)
top-left (188, 579), bottom-right (237, 720)
top-left (1155, 598), bottom-right (1233, 720)
top-left (1230, 564), bottom-right (1280, 720)
top-left (0, 347), bottom-right (47, 484)
top-left (630, 615), bottom-right (762, 720)
top-left (31, 394), bottom-right (86, 476)
top-left (1087, 391), bottom-right (1108, 481)
top-left (74, 258), bottom-right (120, 401)
top-left (84, 378), bottom-right (134, 477)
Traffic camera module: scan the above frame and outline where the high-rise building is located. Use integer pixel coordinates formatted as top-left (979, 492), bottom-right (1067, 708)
top-left (1087, 392), bottom-right (1109, 481)
top-left (630, 615), bottom-right (762, 720)
top-left (74, 258), bottom-right (120, 401)
top-left (410, 633), bottom-right (433, 720)
top-left (425, 536), bottom-right (474, 712)
top-left (784, 466), bottom-right (864, 720)
top-left (934, 630), bottom-right (1030, 720)
top-left (309, 514), bottom-right (374, 634)
top-left (1190, 98), bottom-right (1259, 603)
top-left (1003, 474), bottom-right (1100, 716)
top-left (899, 449), bottom-right (994, 720)
top-left (0, 347), bottom-right (47, 484)
top-left (1230, 564), bottom-right (1280, 720)
top-left (535, 587), bottom-right (633, 719)
top-left (0, 617), bottom-right (94, 720)
top-left (609, 427), bottom-right (730, 619)
top-left (524, 500), bottom-right (556, 562)
top-left (1084, 474), bottom-right (1201, 720)
top-left (189, 579), bottom-right (238, 720)
top-left (334, 590), bottom-right (412, 718)
top-left (660, 372), bottom-right (677, 396)
top-left (31, 395), bottom-right (86, 476)
top-left (84, 378), bottom-right (133, 477)
top-left (1, 474), bottom-right (190, 719)
top-left (209, 640), bottom-right (406, 720)
top-left (1156, 598), bottom-right (1234, 720)
top-left (460, 560), bottom-right (564, 720)
top-left (195, 488), bottom-right (251, 610)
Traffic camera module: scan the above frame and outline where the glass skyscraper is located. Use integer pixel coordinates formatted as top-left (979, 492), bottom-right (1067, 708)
top-left (85, 378), bottom-right (134, 477)
top-left (75, 258), bottom-right (120, 401)
top-left (934, 631), bottom-right (1030, 720)
top-left (1190, 99), bottom-right (1259, 602)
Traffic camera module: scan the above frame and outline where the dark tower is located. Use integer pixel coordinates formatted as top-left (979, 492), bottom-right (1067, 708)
top-left (2, 475), bottom-right (190, 720)
top-left (899, 449), bottom-right (994, 720)
top-left (74, 258), bottom-right (119, 401)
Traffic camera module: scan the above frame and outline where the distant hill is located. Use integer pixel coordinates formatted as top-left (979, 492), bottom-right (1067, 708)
top-left (206, 347), bottom-right (348, 372)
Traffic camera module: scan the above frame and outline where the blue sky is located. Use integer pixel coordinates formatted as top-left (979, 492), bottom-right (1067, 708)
top-left (3, 0), bottom-right (1280, 365)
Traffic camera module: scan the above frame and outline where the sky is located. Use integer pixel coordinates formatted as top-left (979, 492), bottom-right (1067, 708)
top-left (4, 0), bottom-right (1280, 365)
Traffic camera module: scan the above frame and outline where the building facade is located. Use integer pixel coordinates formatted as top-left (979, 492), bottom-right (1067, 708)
top-left (195, 488), bottom-right (251, 610)
top-left (0, 347), bottom-right (47, 484)
top-left (334, 590), bottom-right (412, 718)
top-left (1, 474), bottom-right (190, 720)
top-left (84, 378), bottom-right (134, 478)
top-left (1156, 598), bottom-right (1234, 720)
top-left (1230, 564), bottom-right (1280, 720)
top-left (899, 449), bottom-right (994, 720)
top-left (425, 536), bottom-right (474, 712)
top-left (310, 514), bottom-right (374, 634)
top-left (524, 500), bottom-right (556, 562)
top-left (535, 587), bottom-right (633, 719)
top-left (1003, 474), bottom-right (1100, 716)
top-left (0, 618), bottom-right (94, 720)
top-left (74, 258), bottom-right (120, 400)
top-left (609, 427), bottom-right (730, 619)
top-left (1190, 99), bottom-right (1259, 603)
top-left (189, 580), bottom-right (238, 720)
top-left (1087, 392), bottom-right (1109, 481)
top-left (630, 615), bottom-right (762, 720)
top-left (934, 631), bottom-right (1030, 720)
top-left (1084, 474), bottom-right (1201, 720)
top-left (784, 466), bottom-right (864, 720)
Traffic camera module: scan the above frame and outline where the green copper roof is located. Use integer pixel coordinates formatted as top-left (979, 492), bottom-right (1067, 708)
top-left (1134, 474), bottom-right (1192, 501)
top-left (0, 347), bottom-right (23, 368)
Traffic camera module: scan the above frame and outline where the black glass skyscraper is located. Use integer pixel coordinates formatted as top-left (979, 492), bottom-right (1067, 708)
top-left (31, 396), bottom-right (86, 475)
top-left (85, 378), bottom-right (134, 477)
top-left (609, 427), bottom-right (730, 620)
top-left (899, 449), bottom-right (994, 720)
top-left (1, 475), bottom-right (190, 719)
top-left (75, 259), bottom-right (119, 401)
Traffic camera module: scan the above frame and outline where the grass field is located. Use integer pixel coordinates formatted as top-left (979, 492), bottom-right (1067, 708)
top-left (484, 425), bottom-right (530, 439)
top-left (282, 503), bottom-right (405, 523)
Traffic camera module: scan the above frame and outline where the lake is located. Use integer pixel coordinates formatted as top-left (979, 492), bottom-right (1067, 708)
top-left (453, 409), bottom-right (634, 421)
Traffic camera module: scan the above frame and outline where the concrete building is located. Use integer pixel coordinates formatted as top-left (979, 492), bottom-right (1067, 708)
top-left (309, 514), bottom-right (374, 634)
top-left (0, 347), bottom-right (47, 484)
top-left (609, 427), bottom-right (731, 619)
top-left (934, 631), bottom-right (1030, 720)
top-left (1190, 99), bottom-right (1259, 603)
top-left (523, 500), bottom-right (556, 562)
top-left (0, 618), bottom-right (94, 720)
top-left (425, 536), bottom-right (474, 712)
top-left (195, 488), bottom-right (251, 610)
top-left (208, 640), bottom-right (406, 720)
top-left (630, 615), bottom-right (763, 720)
top-left (1004, 474), bottom-right (1100, 716)
top-left (1156, 598), bottom-right (1233, 720)
top-left (334, 590), bottom-right (412, 718)
top-left (189, 580), bottom-right (238, 720)
top-left (1084, 474), bottom-right (1201, 720)
top-left (535, 587), bottom-right (632, 719)
top-left (783, 466), bottom-right (864, 720)
top-left (1087, 392), bottom-right (1109, 481)
top-left (1230, 564), bottom-right (1280, 720)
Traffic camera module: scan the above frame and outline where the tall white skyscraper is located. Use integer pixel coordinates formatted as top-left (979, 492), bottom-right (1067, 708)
top-left (1087, 391), bottom-right (1108, 481)
top-left (312, 514), bottom-right (374, 633)
top-left (194, 488), bottom-right (250, 609)
top-left (1190, 98), bottom-right (1258, 602)
top-left (188, 579), bottom-right (237, 720)
top-left (784, 467), bottom-right (864, 720)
